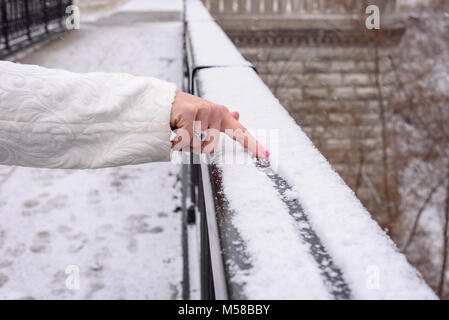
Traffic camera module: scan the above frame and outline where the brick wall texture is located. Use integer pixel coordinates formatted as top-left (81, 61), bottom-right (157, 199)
top-left (238, 44), bottom-right (397, 219)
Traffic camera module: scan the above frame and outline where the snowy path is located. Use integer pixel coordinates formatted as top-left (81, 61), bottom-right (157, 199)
top-left (0, 16), bottom-right (184, 299)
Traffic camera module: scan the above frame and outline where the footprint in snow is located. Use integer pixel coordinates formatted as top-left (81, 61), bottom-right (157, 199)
top-left (30, 231), bottom-right (51, 253)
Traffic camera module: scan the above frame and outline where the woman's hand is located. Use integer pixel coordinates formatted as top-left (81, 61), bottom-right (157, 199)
top-left (170, 91), bottom-right (269, 158)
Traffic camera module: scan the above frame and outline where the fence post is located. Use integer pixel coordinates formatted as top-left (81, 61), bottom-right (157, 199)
top-left (24, 0), bottom-right (32, 41)
top-left (42, 0), bottom-right (48, 33)
top-left (58, 0), bottom-right (63, 28)
top-left (1, 0), bottom-right (9, 50)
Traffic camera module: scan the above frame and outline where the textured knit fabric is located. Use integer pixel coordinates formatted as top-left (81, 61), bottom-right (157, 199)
top-left (0, 61), bottom-right (176, 169)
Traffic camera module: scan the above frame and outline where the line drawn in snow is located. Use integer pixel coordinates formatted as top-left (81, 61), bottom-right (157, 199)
top-left (256, 159), bottom-right (352, 299)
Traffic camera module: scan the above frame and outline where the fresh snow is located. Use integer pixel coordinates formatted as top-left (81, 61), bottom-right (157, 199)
top-left (185, 0), bottom-right (214, 22)
top-left (186, 0), bottom-right (436, 299)
top-left (197, 66), bottom-right (437, 299)
top-left (222, 163), bottom-right (331, 299)
top-left (120, 0), bottom-right (183, 12)
top-left (0, 0), bottom-right (439, 300)
top-left (0, 9), bottom-right (184, 299)
top-left (187, 21), bottom-right (252, 69)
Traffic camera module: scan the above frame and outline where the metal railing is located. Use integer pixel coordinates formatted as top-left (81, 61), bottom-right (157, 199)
top-left (0, 0), bottom-right (72, 58)
top-left (182, 0), bottom-right (435, 300)
top-left (183, 0), bottom-right (353, 300)
top-left (183, 9), bottom-right (351, 299)
top-left (183, 1), bottom-right (253, 299)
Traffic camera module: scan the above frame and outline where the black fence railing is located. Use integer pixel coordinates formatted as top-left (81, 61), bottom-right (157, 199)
top-left (0, 0), bottom-right (72, 58)
top-left (182, 1), bottom-right (230, 299)
top-left (183, 2), bottom-right (257, 300)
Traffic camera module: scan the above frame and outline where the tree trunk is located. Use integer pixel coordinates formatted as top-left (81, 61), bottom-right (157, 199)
top-left (437, 167), bottom-right (449, 297)
top-left (374, 42), bottom-right (392, 219)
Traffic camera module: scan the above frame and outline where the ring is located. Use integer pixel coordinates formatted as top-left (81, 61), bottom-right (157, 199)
top-left (194, 130), bottom-right (208, 142)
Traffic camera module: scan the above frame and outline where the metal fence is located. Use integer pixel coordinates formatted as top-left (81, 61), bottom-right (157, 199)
top-left (0, 0), bottom-right (72, 57)
top-left (181, 0), bottom-right (435, 300)
top-left (182, 0), bottom-right (353, 300)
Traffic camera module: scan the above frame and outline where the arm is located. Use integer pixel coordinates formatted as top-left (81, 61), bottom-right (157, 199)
top-left (0, 61), bottom-right (176, 169)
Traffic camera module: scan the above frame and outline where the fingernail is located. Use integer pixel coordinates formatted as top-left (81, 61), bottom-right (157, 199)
top-left (259, 147), bottom-right (270, 158)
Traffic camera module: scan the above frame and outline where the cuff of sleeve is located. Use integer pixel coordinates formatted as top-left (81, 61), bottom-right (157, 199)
top-left (144, 77), bottom-right (177, 161)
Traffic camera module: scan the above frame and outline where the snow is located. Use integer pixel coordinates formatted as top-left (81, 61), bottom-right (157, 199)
top-left (398, 0), bottom-right (432, 8)
top-left (0, 0), bottom-right (439, 300)
top-left (0, 11), bottom-right (184, 299)
top-left (185, 0), bottom-right (214, 22)
top-left (196, 66), bottom-right (437, 300)
top-left (221, 163), bottom-right (331, 299)
top-left (186, 0), bottom-right (436, 299)
top-left (20, 22), bottom-right (183, 82)
top-left (120, 0), bottom-right (183, 12)
top-left (0, 165), bottom-right (182, 299)
top-left (187, 21), bottom-right (252, 69)
top-left (79, 0), bottom-right (183, 24)
top-left (76, 0), bottom-right (130, 23)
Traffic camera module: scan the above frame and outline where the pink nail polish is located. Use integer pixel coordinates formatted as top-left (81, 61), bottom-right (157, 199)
top-left (259, 147), bottom-right (270, 158)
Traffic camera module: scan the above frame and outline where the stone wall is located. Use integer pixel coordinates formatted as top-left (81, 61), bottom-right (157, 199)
top-left (231, 31), bottom-right (401, 221)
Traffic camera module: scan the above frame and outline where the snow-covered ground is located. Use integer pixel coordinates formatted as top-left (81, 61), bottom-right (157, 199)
top-left (0, 2), bottom-right (184, 299)
top-left (120, 0), bottom-right (183, 12)
top-left (77, 0), bottom-right (183, 23)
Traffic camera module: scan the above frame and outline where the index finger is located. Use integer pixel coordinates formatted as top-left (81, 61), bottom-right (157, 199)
top-left (221, 115), bottom-right (269, 159)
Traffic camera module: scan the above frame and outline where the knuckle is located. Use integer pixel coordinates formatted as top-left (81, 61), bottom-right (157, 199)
top-left (197, 104), bottom-right (210, 117)
top-left (218, 105), bottom-right (229, 116)
top-left (204, 104), bottom-right (212, 115)
top-left (186, 105), bottom-right (197, 118)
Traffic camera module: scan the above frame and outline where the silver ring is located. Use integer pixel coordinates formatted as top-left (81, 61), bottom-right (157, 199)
top-left (194, 130), bottom-right (208, 142)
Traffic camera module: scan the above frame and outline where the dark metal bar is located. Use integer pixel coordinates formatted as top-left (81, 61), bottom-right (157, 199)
top-left (42, 0), bottom-right (48, 33)
top-left (1, 0), bottom-right (9, 50)
top-left (24, 0), bottom-right (31, 40)
top-left (207, 164), bottom-right (251, 300)
top-left (181, 165), bottom-right (191, 300)
top-left (199, 174), bottom-right (215, 300)
top-left (58, 0), bottom-right (63, 27)
top-left (184, 25), bottom-right (230, 298)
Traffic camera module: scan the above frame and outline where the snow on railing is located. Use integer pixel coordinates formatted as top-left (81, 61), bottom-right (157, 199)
top-left (182, 0), bottom-right (437, 300)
